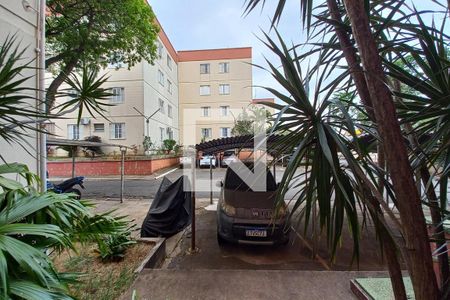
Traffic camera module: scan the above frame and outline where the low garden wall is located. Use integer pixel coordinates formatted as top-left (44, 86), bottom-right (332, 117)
top-left (47, 156), bottom-right (180, 176)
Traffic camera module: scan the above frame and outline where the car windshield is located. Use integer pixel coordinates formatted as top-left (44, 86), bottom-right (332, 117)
top-left (224, 163), bottom-right (277, 192)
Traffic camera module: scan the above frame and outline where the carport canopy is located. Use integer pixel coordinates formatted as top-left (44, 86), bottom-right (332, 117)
top-left (194, 134), bottom-right (287, 156)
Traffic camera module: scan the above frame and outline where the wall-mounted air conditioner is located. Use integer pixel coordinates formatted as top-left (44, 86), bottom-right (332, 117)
top-left (80, 117), bottom-right (90, 125)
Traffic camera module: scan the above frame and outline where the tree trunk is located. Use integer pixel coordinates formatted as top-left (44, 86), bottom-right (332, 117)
top-left (342, 0), bottom-right (439, 298)
top-left (46, 56), bottom-right (78, 112)
top-left (326, 1), bottom-right (406, 298)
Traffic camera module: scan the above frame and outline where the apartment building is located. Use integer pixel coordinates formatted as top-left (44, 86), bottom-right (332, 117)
top-left (51, 21), bottom-right (179, 154)
top-left (50, 19), bottom-right (258, 154)
top-left (178, 48), bottom-right (253, 145)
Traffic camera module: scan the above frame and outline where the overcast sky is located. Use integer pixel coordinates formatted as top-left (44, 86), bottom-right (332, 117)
top-left (149, 0), bottom-right (303, 100)
top-left (149, 1), bottom-right (448, 102)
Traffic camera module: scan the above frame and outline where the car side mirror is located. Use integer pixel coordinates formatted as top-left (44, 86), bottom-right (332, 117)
top-left (216, 180), bottom-right (224, 188)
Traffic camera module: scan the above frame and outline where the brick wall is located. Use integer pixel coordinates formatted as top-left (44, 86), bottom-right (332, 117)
top-left (47, 157), bottom-right (180, 177)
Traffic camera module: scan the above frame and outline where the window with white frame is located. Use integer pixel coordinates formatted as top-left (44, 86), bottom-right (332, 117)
top-left (199, 85), bottom-right (210, 96)
top-left (220, 105), bottom-right (229, 116)
top-left (167, 80), bottom-right (172, 94)
top-left (220, 127), bottom-right (231, 138)
top-left (166, 128), bottom-right (173, 140)
top-left (158, 70), bottom-right (165, 86)
top-left (168, 105), bottom-right (173, 118)
top-left (110, 123), bottom-right (125, 139)
top-left (219, 84), bottom-right (230, 95)
top-left (167, 54), bottom-right (172, 70)
top-left (219, 62), bottom-right (229, 73)
top-left (159, 127), bottom-right (165, 141)
top-left (159, 98), bottom-right (165, 114)
top-left (200, 63), bottom-right (210, 74)
top-left (110, 87), bottom-right (124, 104)
top-left (201, 128), bottom-right (212, 139)
top-left (93, 123), bottom-right (104, 132)
top-left (201, 106), bottom-right (210, 117)
top-left (157, 41), bottom-right (163, 58)
top-left (67, 124), bottom-right (80, 140)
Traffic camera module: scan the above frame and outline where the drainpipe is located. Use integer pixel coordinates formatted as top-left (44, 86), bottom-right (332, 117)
top-left (38, 0), bottom-right (47, 192)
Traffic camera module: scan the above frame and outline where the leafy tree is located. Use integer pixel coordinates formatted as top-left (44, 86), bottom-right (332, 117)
top-left (82, 136), bottom-right (103, 157)
top-left (46, 0), bottom-right (160, 111)
top-left (143, 136), bottom-right (153, 153)
top-left (231, 106), bottom-right (272, 136)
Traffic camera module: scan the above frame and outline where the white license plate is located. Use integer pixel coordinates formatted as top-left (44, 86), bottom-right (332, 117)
top-left (245, 229), bottom-right (267, 237)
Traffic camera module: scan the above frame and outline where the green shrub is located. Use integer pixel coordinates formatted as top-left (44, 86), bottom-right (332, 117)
top-left (163, 139), bottom-right (176, 153)
top-left (96, 230), bottom-right (136, 261)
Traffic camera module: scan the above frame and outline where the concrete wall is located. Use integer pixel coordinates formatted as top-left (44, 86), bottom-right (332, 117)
top-left (0, 1), bottom-right (40, 173)
top-left (47, 157), bottom-right (180, 176)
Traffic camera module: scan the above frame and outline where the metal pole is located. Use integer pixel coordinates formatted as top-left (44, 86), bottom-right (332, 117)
top-left (38, 0), bottom-right (47, 192)
top-left (210, 156), bottom-right (213, 205)
top-left (71, 146), bottom-right (75, 178)
top-left (190, 155), bottom-right (196, 252)
top-left (120, 147), bottom-right (126, 203)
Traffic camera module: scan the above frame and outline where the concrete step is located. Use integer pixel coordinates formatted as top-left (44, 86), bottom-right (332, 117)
top-left (121, 269), bottom-right (389, 300)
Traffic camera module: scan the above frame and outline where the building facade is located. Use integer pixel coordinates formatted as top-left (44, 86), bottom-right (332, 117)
top-left (51, 21), bottom-right (257, 154)
top-left (178, 48), bottom-right (253, 146)
top-left (0, 1), bottom-right (41, 173)
top-left (51, 22), bottom-right (180, 154)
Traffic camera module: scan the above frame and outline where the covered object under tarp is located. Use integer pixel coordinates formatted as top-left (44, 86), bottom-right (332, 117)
top-left (141, 176), bottom-right (192, 237)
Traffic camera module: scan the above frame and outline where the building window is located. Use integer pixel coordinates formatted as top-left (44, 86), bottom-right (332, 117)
top-left (110, 123), bottom-right (125, 139)
top-left (201, 106), bottom-right (210, 117)
top-left (168, 105), bottom-right (173, 118)
top-left (201, 128), bottom-right (212, 139)
top-left (158, 70), bottom-right (165, 86)
top-left (220, 106), bottom-right (229, 116)
top-left (110, 87), bottom-right (124, 104)
top-left (94, 123), bottom-right (105, 132)
top-left (160, 127), bottom-right (165, 141)
top-left (219, 84), bottom-right (230, 95)
top-left (68, 124), bottom-right (80, 140)
top-left (43, 122), bottom-right (55, 134)
top-left (200, 63), bottom-right (210, 74)
top-left (167, 54), bottom-right (172, 70)
top-left (166, 128), bottom-right (173, 140)
top-left (159, 98), bottom-right (165, 114)
top-left (220, 127), bottom-right (231, 138)
top-left (157, 41), bottom-right (163, 58)
top-left (200, 85), bottom-right (210, 96)
top-left (167, 80), bottom-right (172, 94)
top-left (219, 62), bottom-right (229, 73)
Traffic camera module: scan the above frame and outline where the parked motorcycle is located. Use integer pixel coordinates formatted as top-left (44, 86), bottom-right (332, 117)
top-left (47, 176), bottom-right (85, 199)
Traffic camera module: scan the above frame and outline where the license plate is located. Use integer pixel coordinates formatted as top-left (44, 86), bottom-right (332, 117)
top-left (245, 229), bottom-right (267, 237)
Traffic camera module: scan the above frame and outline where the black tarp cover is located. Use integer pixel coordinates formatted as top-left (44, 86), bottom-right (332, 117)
top-left (140, 176), bottom-right (192, 237)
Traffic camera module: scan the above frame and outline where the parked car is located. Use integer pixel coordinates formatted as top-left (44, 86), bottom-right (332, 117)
top-left (199, 154), bottom-right (217, 168)
top-left (216, 162), bottom-right (289, 245)
top-left (221, 150), bottom-right (237, 167)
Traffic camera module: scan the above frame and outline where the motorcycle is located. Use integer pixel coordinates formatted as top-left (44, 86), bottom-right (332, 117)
top-left (47, 176), bottom-right (85, 200)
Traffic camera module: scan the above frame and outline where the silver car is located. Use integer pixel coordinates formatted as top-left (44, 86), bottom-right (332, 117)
top-left (217, 162), bottom-right (289, 245)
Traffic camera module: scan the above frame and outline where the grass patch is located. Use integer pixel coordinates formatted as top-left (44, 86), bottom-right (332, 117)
top-left (53, 242), bottom-right (153, 300)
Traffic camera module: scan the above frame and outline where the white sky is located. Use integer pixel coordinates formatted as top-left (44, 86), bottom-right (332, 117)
top-left (149, 1), bottom-right (448, 102)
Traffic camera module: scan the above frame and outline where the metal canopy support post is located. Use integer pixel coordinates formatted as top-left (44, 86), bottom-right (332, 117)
top-left (190, 154), bottom-right (197, 252)
top-left (71, 146), bottom-right (76, 178)
top-left (120, 147), bottom-right (126, 203)
top-left (210, 156), bottom-right (213, 205)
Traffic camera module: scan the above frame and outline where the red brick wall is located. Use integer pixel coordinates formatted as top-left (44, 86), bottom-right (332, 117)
top-left (47, 157), bottom-right (179, 177)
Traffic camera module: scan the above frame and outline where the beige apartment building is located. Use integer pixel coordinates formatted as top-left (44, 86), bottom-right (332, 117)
top-left (50, 19), bottom-right (274, 154)
top-left (178, 48), bottom-right (253, 145)
top-left (51, 21), bottom-right (180, 154)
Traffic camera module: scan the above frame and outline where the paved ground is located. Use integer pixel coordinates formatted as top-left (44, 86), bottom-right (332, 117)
top-left (121, 269), bottom-right (389, 300)
top-left (50, 167), bottom-right (295, 200)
